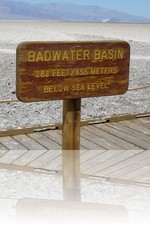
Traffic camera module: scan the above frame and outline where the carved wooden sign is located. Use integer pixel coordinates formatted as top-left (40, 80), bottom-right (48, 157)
top-left (16, 41), bottom-right (130, 102)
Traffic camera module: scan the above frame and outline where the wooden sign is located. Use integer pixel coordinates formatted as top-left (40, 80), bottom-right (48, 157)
top-left (16, 198), bottom-right (128, 225)
top-left (16, 41), bottom-right (130, 102)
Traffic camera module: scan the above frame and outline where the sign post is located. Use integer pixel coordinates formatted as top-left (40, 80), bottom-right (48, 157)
top-left (62, 98), bottom-right (81, 150)
top-left (62, 149), bottom-right (81, 202)
top-left (16, 40), bottom-right (130, 149)
top-left (62, 98), bottom-right (81, 201)
top-left (16, 40), bottom-right (130, 202)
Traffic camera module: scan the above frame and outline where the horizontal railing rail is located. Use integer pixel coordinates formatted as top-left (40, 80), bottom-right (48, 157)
top-left (0, 111), bottom-right (150, 137)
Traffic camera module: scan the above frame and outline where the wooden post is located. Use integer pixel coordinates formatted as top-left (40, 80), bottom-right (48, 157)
top-left (62, 98), bottom-right (81, 202)
top-left (62, 150), bottom-right (81, 202)
top-left (62, 98), bottom-right (81, 150)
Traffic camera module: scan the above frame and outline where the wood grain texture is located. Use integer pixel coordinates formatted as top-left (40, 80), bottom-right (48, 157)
top-left (16, 41), bottom-right (130, 102)
top-left (62, 99), bottom-right (81, 150)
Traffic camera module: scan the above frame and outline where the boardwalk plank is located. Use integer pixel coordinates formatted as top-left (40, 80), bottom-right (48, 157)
top-left (42, 153), bottom-right (62, 171)
top-left (95, 124), bottom-right (144, 150)
top-left (28, 150), bottom-right (60, 168)
top-left (93, 150), bottom-right (144, 176)
top-left (121, 120), bottom-right (150, 136)
top-left (101, 150), bottom-right (150, 177)
top-left (80, 150), bottom-right (106, 164)
top-left (13, 150), bottom-right (48, 166)
top-left (0, 137), bottom-right (28, 150)
top-left (57, 130), bottom-right (97, 150)
top-left (109, 121), bottom-right (150, 143)
top-left (0, 150), bottom-right (28, 164)
top-left (0, 143), bottom-right (8, 150)
top-left (123, 165), bottom-right (150, 181)
top-left (81, 150), bottom-right (121, 174)
top-left (13, 134), bottom-right (48, 150)
top-left (98, 124), bottom-right (147, 150)
top-left (107, 123), bottom-right (150, 149)
top-left (43, 130), bottom-right (62, 145)
top-left (84, 125), bottom-right (125, 149)
top-left (0, 150), bottom-right (9, 157)
top-left (28, 132), bottom-right (61, 150)
top-left (117, 157), bottom-right (150, 180)
top-left (81, 129), bottom-right (116, 150)
top-left (94, 124), bottom-right (141, 150)
top-left (80, 136), bottom-right (106, 150)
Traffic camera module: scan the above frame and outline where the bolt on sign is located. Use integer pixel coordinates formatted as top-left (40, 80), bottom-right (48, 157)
top-left (16, 41), bottom-right (130, 102)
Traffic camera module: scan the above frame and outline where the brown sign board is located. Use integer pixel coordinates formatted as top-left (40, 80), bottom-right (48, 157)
top-left (16, 198), bottom-right (128, 225)
top-left (16, 41), bottom-right (130, 102)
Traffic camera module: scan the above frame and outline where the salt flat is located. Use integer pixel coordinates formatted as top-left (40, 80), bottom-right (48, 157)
top-left (0, 21), bottom-right (150, 129)
top-left (0, 21), bottom-right (150, 43)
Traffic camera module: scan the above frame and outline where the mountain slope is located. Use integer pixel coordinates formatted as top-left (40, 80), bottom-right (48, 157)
top-left (0, 0), bottom-right (150, 22)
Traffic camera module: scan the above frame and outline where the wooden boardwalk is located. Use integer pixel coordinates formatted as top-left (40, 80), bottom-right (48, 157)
top-left (0, 113), bottom-right (150, 151)
top-left (0, 113), bottom-right (150, 185)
